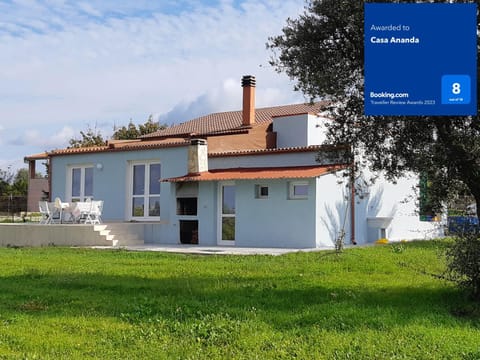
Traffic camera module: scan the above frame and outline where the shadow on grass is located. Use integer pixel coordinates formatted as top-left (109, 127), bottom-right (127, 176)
top-left (0, 269), bottom-right (475, 332)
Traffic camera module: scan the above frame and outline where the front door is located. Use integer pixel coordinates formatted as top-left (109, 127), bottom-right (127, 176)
top-left (218, 182), bottom-right (235, 245)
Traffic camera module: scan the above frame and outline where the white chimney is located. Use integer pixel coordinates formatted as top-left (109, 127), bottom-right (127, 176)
top-left (188, 139), bottom-right (208, 174)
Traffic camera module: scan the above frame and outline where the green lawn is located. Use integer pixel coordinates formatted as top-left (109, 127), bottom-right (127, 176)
top-left (0, 241), bottom-right (478, 359)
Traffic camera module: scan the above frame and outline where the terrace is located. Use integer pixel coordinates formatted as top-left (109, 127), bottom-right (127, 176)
top-left (0, 222), bottom-right (151, 248)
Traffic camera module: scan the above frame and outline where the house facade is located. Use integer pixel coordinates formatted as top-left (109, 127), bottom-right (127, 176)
top-left (25, 75), bottom-right (443, 248)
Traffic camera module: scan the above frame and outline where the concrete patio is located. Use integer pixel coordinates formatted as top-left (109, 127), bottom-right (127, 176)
top-left (0, 223), bottom-right (337, 255)
top-left (0, 223), bottom-right (147, 247)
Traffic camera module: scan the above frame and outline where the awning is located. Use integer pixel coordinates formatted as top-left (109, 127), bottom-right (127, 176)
top-left (162, 164), bottom-right (348, 183)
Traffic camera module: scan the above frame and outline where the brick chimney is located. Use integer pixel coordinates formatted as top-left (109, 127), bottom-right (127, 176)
top-left (241, 75), bottom-right (256, 126)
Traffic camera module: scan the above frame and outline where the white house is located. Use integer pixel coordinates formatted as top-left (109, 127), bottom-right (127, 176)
top-left (25, 75), bottom-right (443, 248)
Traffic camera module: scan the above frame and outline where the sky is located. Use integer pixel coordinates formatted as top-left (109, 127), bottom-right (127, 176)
top-left (0, 0), bottom-right (308, 173)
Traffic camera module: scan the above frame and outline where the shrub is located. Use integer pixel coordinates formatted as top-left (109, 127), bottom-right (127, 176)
top-left (445, 232), bottom-right (480, 300)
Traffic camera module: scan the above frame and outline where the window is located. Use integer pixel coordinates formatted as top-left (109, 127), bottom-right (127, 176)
top-left (289, 181), bottom-right (309, 199)
top-left (218, 182), bottom-right (236, 244)
top-left (255, 185), bottom-right (269, 199)
top-left (68, 165), bottom-right (93, 202)
top-left (129, 161), bottom-right (161, 219)
top-left (177, 198), bottom-right (197, 216)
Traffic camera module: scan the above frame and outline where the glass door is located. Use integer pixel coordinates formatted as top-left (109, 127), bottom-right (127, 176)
top-left (218, 182), bottom-right (235, 245)
top-left (130, 162), bottom-right (161, 220)
top-left (69, 166), bottom-right (93, 202)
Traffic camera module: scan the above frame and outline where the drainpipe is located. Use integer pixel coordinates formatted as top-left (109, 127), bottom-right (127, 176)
top-left (47, 156), bottom-right (52, 202)
top-left (350, 163), bottom-right (357, 245)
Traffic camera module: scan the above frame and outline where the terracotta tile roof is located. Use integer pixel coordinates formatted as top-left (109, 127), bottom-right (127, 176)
top-left (162, 164), bottom-right (348, 183)
top-left (49, 145), bottom-right (109, 155)
top-left (47, 139), bottom-right (190, 157)
top-left (208, 145), bottom-right (347, 157)
top-left (25, 102), bottom-right (331, 159)
top-left (24, 152), bottom-right (49, 161)
top-left (143, 102), bottom-right (328, 139)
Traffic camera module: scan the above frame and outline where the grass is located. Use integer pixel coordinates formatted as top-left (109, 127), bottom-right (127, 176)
top-left (0, 241), bottom-right (478, 359)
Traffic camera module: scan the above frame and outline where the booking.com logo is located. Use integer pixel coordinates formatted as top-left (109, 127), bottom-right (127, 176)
top-left (370, 91), bottom-right (409, 100)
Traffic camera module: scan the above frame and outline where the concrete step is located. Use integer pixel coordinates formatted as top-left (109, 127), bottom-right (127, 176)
top-left (94, 223), bottom-right (145, 246)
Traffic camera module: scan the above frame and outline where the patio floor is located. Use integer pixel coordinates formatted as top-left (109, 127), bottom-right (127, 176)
top-left (91, 244), bottom-right (334, 256)
top-left (0, 223), bottom-right (338, 254)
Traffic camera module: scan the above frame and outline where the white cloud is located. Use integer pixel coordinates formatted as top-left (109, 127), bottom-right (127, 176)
top-left (77, 2), bottom-right (102, 17)
top-left (160, 77), bottom-right (241, 124)
top-left (160, 74), bottom-right (306, 125)
top-left (0, 0), bottom-right (306, 165)
top-left (11, 126), bottom-right (75, 149)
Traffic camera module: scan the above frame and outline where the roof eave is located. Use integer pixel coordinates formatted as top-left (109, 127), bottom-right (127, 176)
top-left (162, 164), bottom-right (349, 183)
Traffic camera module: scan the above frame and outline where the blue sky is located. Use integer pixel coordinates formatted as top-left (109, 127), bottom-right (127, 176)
top-left (0, 0), bottom-right (306, 172)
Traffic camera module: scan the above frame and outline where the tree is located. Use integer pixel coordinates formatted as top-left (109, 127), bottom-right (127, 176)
top-left (268, 0), bottom-right (480, 218)
top-left (112, 120), bottom-right (140, 140)
top-left (0, 167), bottom-right (29, 196)
top-left (10, 168), bottom-right (28, 196)
top-left (445, 232), bottom-right (480, 300)
top-left (69, 116), bottom-right (167, 147)
top-left (0, 168), bottom-right (13, 195)
top-left (68, 125), bottom-right (106, 148)
top-left (112, 115), bottom-right (167, 140)
top-left (139, 115), bottom-right (166, 136)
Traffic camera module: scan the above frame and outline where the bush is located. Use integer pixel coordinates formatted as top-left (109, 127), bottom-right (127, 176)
top-left (445, 232), bottom-right (480, 300)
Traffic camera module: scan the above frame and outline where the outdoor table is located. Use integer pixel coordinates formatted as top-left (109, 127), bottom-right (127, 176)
top-left (58, 202), bottom-right (76, 223)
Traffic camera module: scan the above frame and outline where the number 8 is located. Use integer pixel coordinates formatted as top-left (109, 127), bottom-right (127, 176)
top-left (452, 82), bottom-right (461, 95)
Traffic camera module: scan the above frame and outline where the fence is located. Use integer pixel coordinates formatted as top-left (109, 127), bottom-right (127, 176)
top-left (447, 216), bottom-right (479, 234)
top-left (0, 195), bottom-right (28, 221)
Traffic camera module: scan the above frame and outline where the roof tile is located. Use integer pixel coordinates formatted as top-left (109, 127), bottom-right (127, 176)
top-left (162, 164), bottom-right (347, 182)
top-left (144, 102), bottom-right (328, 138)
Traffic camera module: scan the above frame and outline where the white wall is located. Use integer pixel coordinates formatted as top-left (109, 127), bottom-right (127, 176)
top-left (273, 114), bottom-right (327, 148)
top-left (315, 172), bottom-right (350, 247)
top-left (353, 172), bottom-right (444, 244)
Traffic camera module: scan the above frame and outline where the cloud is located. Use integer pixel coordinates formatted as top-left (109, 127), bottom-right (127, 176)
top-left (0, 0), bottom-right (306, 166)
top-left (160, 74), bottom-right (306, 125)
top-left (77, 2), bottom-right (103, 18)
top-left (160, 77), bottom-right (241, 124)
top-left (10, 126), bottom-right (75, 149)
top-left (0, 0), bottom-right (303, 121)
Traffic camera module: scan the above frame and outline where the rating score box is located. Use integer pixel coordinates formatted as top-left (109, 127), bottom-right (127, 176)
top-left (441, 75), bottom-right (471, 105)
top-left (364, 3), bottom-right (477, 116)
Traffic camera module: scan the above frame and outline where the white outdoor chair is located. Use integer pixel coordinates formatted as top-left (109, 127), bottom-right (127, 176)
top-left (84, 200), bottom-right (103, 225)
top-left (47, 201), bottom-right (62, 224)
top-left (71, 202), bottom-right (88, 223)
top-left (38, 201), bottom-right (50, 224)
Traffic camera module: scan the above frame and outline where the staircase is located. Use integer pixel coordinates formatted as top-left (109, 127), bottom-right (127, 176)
top-left (93, 223), bottom-right (145, 247)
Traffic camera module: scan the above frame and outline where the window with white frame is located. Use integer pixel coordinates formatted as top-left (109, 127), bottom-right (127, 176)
top-left (289, 181), bottom-right (309, 199)
top-left (68, 165), bottom-right (94, 202)
top-left (255, 184), bottom-right (269, 199)
top-left (129, 161), bottom-right (161, 219)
